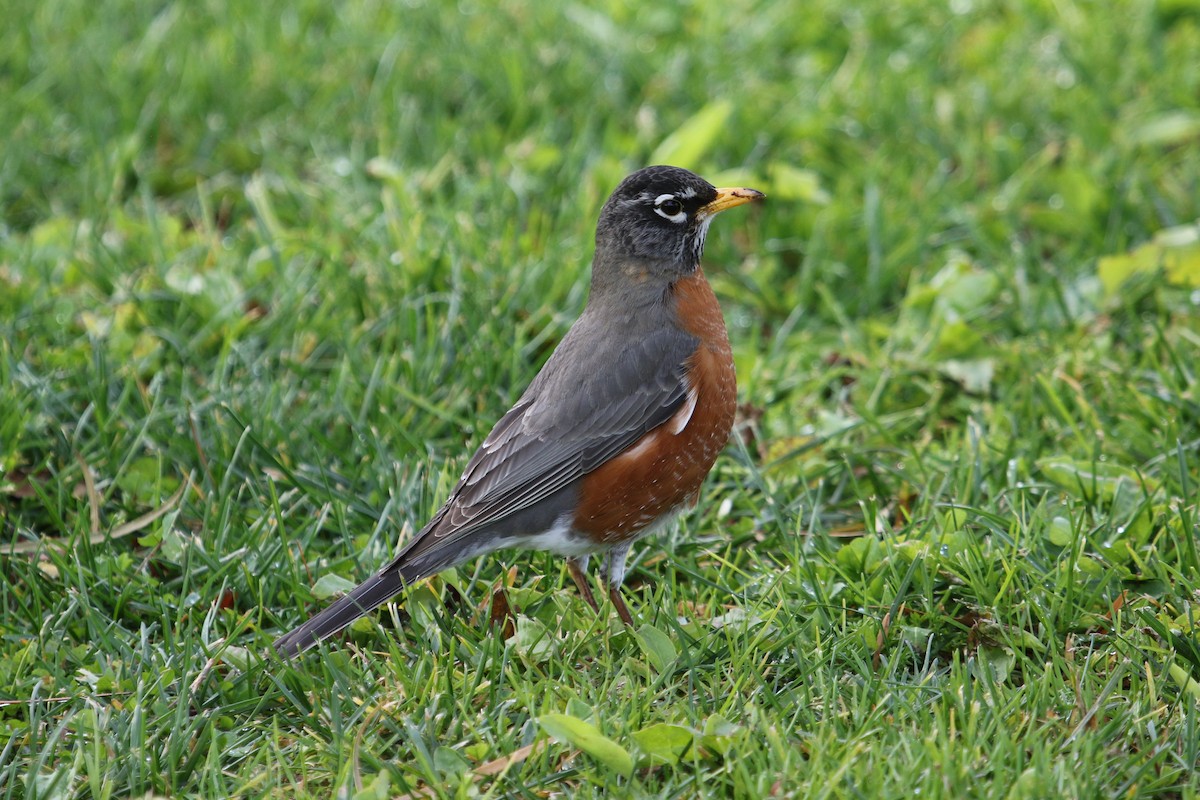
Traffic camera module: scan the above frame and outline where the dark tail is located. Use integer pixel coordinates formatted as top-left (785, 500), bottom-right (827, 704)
top-left (273, 567), bottom-right (412, 658)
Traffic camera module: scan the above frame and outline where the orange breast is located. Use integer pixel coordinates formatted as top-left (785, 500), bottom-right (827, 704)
top-left (573, 269), bottom-right (737, 542)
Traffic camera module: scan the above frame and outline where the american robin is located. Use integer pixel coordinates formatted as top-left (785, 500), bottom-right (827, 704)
top-left (275, 165), bottom-right (763, 656)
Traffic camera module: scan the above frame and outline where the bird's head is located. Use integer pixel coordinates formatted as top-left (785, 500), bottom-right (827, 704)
top-left (592, 165), bottom-right (763, 287)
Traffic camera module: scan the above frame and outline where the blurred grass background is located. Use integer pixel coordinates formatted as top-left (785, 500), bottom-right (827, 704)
top-left (2, 0), bottom-right (1200, 797)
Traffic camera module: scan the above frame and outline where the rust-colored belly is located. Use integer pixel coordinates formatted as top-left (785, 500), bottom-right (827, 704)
top-left (573, 270), bottom-right (736, 542)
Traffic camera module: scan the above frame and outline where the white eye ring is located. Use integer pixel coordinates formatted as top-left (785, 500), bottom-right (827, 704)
top-left (653, 193), bottom-right (687, 223)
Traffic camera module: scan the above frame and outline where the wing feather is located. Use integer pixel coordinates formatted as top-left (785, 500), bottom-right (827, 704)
top-left (389, 325), bottom-right (697, 565)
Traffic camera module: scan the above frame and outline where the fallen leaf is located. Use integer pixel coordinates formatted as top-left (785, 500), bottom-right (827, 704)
top-left (473, 740), bottom-right (545, 777)
top-left (489, 585), bottom-right (517, 640)
top-left (537, 713), bottom-right (633, 776)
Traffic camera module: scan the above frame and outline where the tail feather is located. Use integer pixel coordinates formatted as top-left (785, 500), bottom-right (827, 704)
top-left (273, 567), bottom-right (411, 658)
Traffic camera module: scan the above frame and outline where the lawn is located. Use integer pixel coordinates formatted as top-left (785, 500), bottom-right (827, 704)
top-left (3, 0), bottom-right (1200, 797)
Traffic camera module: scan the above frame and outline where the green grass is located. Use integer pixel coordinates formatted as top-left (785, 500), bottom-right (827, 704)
top-left (3, 0), bottom-right (1200, 796)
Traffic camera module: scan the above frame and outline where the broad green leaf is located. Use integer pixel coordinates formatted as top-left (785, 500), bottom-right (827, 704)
top-left (221, 646), bottom-right (252, 672)
top-left (1057, 553), bottom-right (1108, 580)
top-left (1045, 515), bottom-right (1074, 547)
top-left (433, 746), bottom-right (472, 776)
top-left (537, 713), bottom-right (633, 776)
top-left (27, 768), bottom-right (75, 800)
top-left (115, 456), bottom-right (170, 505)
top-left (1168, 664), bottom-right (1200, 703)
top-left (766, 162), bottom-right (831, 204)
top-left (510, 615), bottom-right (556, 661)
top-left (980, 621), bottom-right (1047, 654)
top-left (159, 527), bottom-right (190, 562)
top-left (350, 771), bottom-right (390, 800)
top-left (970, 644), bottom-right (1015, 682)
top-left (631, 723), bottom-right (695, 765)
top-left (1140, 610), bottom-right (1200, 673)
top-left (634, 623), bottom-right (677, 672)
top-left (933, 319), bottom-right (984, 358)
top-left (704, 167), bottom-right (762, 190)
top-left (566, 696), bottom-right (594, 722)
top-left (892, 538), bottom-right (935, 565)
top-left (701, 714), bottom-right (739, 755)
top-left (836, 533), bottom-right (885, 574)
top-left (29, 215), bottom-right (80, 252)
top-left (856, 617), bottom-right (884, 651)
top-left (705, 164), bottom-right (824, 212)
top-left (935, 529), bottom-right (973, 560)
top-left (137, 528), bottom-right (163, 547)
top-left (1161, 234), bottom-right (1200, 287)
top-left (404, 584), bottom-right (444, 640)
top-left (651, 100), bottom-right (734, 169)
top-left (365, 156), bottom-right (403, 181)
top-left (1127, 110), bottom-right (1200, 147)
top-left (703, 715), bottom-right (737, 737)
top-left (1097, 250), bottom-right (1147, 294)
top-left (1098, 223), bottom-right (1200, 293)
top-left (710, 607), bottom-right (764, 629)
top-left (940, 507), bottom-right (970, 531)
top-left (164, 263), bottom-right (245, 321)
top-left (939, 358), bottom-right (994, 394)
top-left (900, 626), bottom-right (935, 650)
top-left (564, 3), bottom-right (622, 47)
top-left (1037, 456), bottom-right (1156, 503)
top-left (931, 261), bottom-right (1002, 318)
top-left (311, 573), bottom-right (357, 599)
top-left (1006, 767), bottom-right (1041, 800)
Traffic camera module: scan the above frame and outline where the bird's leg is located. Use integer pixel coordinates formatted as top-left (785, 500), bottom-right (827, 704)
top-left (607, 584), bottom-right (636, 627)
top-left (602, 543), bottom-right (636, 627)
top-left (566, 556), bottom-right (598, 612)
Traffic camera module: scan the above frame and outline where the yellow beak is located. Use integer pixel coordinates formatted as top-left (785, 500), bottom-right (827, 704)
top-left (700, 186), bottom-right (766, 216)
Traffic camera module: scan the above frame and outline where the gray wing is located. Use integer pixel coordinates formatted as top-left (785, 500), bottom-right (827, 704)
top-left (389, 324), bottom-right (698, 567)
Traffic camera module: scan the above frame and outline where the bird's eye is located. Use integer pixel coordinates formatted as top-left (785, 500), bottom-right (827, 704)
top-left (653, 194), bottom-right (687, 222)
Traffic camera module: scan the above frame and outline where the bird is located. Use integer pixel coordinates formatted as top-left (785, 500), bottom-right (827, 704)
top-left (274, 165), bottom-right (763, 656)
